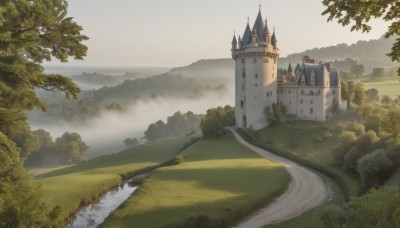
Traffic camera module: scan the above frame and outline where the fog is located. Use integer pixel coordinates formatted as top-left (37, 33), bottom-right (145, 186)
top-left (30, 89), bottom-right (234, 159)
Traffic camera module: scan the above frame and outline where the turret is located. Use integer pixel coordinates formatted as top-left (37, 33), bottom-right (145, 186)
top-left (271, 29), bottom-right (278, 49)
top-left (231, 32), bottom-right (237, 50)
top-left (264, 18), bottom-right (271, 45)
top-left (288, 63), bottom-right (293, 76)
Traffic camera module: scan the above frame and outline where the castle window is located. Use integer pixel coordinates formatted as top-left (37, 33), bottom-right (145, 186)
top-left (266, 91), bottom-right (272, 97)
top-left (242, 72), bottom-right (245, 78)
top-left (301, 108), bottom-right (303, 113)
top-left (241, 59), bottom-right (245, 64)
top-left (310, 90), bottom-right (314, 95)
top-left (300, 99), bottom-right (303, 104)
top-left (310, 108), bottom-right (314, 114)
top-left (255, 74), bottom-right (258, 79)
top-left (240, 100), bottom-right (244, 108)
top-left (301, 90), bottom-right (304, 95)
top-left (318, 90), bottom-right (321, 95)
top-left (255, 83), bottom-right (258, 87)
top-left (253, 58), bottom-right (257, 64)
top-left (310, 100), bottom-right (313, 105)
top-left (242, 83), bottom-right (245, 91)
top-left (301, 75), bottom-right (305, 85)
top-left (333, 90), bottom-right (335, 95)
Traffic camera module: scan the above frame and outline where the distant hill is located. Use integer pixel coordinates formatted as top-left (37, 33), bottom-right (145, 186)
top-left (169, 36), bottom-right (397, 79)
top-left (279, 36), bottom-right (397, 68)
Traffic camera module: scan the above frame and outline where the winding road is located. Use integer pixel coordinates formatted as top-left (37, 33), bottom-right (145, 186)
top-left (229, 128), bottom-right (333, 228)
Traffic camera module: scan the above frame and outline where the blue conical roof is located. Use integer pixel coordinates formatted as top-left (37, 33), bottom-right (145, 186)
top-left (252, 10), bottom-right (266, 43)
top-left (231, 34), bottom-right (237, 44)
top-left (272, 31), bottom-right (278, 47)
top-left (242, 23), bottom-right (252, 46)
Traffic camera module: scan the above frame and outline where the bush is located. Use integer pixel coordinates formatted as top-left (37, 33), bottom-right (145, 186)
top-left (357, 149), bottom-right (393, 189)
top-left (200, 106), bottom-right (235, 138)
top-left (318, 187), bottom-right (400, 227)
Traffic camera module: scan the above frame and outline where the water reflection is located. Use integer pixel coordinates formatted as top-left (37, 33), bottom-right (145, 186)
top-left (68, 183), bottom-right (138, 228)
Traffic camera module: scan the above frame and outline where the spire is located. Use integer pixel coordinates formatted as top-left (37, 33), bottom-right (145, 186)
top-left (271, 27), bottom-right (278, 48)
top-left (264, 18), bottom-right (270, 34)
top-left (252, 8), bottom-right (266, 43)
top-left (231, 31), bottom-right (237, 45)
top-left (288, 63), bottom-right (293, 73)
top-left (242, 22), bottom-right (252, 46)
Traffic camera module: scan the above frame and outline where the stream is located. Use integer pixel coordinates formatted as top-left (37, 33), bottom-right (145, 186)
top-left (67, 182), bottom-right (138, 227)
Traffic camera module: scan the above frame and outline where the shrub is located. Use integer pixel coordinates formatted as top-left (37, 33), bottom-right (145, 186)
top-left (357, 149), bottom-right (393, 189)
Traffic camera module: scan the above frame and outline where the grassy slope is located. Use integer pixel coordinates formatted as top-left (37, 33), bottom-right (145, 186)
top-left (101, 133), bottom-right (290, 228)
top-left (255, 121), bottom-right (360, 195)
top-left (364, 78), bottom-right (400, 98)
top-left (34, 137), bottom-right (189, 218)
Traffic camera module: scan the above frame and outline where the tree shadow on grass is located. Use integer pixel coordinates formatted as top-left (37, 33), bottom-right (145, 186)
top-left (101, 165), bottom-right (289, 228)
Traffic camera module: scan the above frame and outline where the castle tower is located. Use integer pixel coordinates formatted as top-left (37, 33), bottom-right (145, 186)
top-left (231, 8), bottom-right (280, 129)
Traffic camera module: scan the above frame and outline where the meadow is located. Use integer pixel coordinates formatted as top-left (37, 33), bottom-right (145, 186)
top-left (101, 133), bottom-right (290, 227)
top-left (34, 136), bottom-right (190, 218)
top-left (364, 78), bottom-right (400, 98)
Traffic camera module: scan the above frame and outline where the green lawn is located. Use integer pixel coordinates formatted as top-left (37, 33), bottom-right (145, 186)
top-left (254, 120), bottom-right (360, 196)
top-left (34, 136), bottom-right (190, 218)
top-left (101, 133), bottom-right (290, 228)
top-left (364, 78), bottom-right (400, 98)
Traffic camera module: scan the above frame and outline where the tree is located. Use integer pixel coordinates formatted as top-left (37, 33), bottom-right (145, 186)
top-left (351, 64), bottom-right (365, 79)
top-left (55, 132), bottom-right (88, 164)
top-left (344, 122), bottom-right (366, 136)
top-left (332, 130), bottom-right (357, 165)
top-left (0, 133), bottom-right (63, 227)
top-left (0, 0), bottom-right (88, 224)
top-left (371, 68), bottom-right (385, 79)
top-left (123, 138), bottom-right (140, 148)
top-left (365, 88), bottom-right (380, 102)
top-left (381, 95), bottom-right (393, 106)
top-left (353, 82), bottom-right (365, 105)
top-left (322, 0), bottom-right (400, 76)
top-left (200, 106), bottom-right (235, 138)
top-left (382, 109), bottom-right (400, 138)
top-left (357, 149), bottom-right (393, 188)
top-left (264, 103), bottom-right (287, 127)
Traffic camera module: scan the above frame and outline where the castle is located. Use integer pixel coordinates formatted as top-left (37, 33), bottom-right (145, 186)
top-left (231, 9), bottom-right (341, 130)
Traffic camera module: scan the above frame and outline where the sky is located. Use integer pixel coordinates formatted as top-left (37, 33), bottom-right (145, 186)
top-left (51, 0), bottom-right (389, 68)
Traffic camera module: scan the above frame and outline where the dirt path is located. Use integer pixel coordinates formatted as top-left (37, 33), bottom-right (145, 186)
top-left (229, 128), bottom-right (333, 228)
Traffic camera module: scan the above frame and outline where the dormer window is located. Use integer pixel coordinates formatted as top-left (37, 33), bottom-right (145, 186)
top-left (311, 73), bottom-right (315, 86)
top-left (301, 75), bottom-right (305, 85)
top-left (255, 74), bottom-right (258, 79)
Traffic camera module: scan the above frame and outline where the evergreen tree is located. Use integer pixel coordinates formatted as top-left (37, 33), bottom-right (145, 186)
top-left (0, 0), bottom-right (88, 225)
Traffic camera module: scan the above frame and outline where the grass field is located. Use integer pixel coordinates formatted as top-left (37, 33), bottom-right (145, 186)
top-left (34, 136), bottom-right (190, 218)
top-left (364, 78), bottom-right (400, 98)
top-left (101, 133), bottom-right (290, 228)
top-left (253, 120), bottom-right (360, 196)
